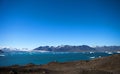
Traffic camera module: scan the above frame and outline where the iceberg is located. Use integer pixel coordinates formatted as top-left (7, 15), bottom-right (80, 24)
top-left (0, 54), bottom-right (5, 57)
top-left (90, 56), bottom-right (95, 59)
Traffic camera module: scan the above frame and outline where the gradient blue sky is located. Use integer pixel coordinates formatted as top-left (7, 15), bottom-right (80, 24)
top-left (0, 0), bottom-right (120, 49)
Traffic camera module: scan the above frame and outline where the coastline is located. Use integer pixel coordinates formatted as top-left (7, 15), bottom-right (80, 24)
top-left (0, 54), bottom-right (120, 74)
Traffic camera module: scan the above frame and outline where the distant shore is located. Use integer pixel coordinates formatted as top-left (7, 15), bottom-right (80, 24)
top-left (0, 54), bottom-right (120, 74)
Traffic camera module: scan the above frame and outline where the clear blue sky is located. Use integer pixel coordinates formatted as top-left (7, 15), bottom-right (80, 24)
top-left (0, 0), bottom-right (120, 49)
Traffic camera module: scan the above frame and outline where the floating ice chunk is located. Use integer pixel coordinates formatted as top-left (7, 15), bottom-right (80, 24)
top-left (105, 51), bottom-right (113, 54)
top-left (117, 51), bottom-right (120, 53)
top-left (0, 54), bottom-right (5, 56)
top-left (107, 52), bottom-right (113, 54)
top-left (90, 56), bottom-right (95, 59)
top-left (90, 52), bottom-right (94, 54)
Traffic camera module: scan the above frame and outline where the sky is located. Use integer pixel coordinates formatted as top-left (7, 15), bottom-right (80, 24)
top-left (0, 0), bottom-right (120, 49)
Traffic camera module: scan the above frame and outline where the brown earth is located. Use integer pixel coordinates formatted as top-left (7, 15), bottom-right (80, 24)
top-left (0, 54), bottom-right (120, 74)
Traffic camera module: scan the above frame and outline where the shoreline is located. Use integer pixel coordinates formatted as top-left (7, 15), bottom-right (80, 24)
top-left (0, 54), bottom-right (120, 74)
top-left (0, 51), bottom-right (119, 67)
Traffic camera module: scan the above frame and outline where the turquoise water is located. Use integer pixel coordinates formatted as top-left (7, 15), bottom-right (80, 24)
top-left (0, 52), bottom-right (118, 66)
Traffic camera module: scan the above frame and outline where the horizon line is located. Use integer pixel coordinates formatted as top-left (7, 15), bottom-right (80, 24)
top-left (0, 45), bottom-right (120, 49)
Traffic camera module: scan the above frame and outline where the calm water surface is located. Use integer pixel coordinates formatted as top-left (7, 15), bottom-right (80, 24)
top-left (0, 52), bottom-right (118, 66)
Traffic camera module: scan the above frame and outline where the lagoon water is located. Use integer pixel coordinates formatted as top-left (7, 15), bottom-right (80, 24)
top-left (0, 52), bottom-right (118, 66)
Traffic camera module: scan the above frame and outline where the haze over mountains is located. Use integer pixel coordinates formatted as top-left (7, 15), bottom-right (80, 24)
top-left (34, 45), bottom-right (120, 52)
top-left (1, 45), bottom-right (120, 53)
top-left (0, 47), bottom-right (31, 53)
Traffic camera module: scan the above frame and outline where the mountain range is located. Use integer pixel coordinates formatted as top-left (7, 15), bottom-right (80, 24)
top-left (34, 45), bottom-right (120, 52)
top-left (0, 45), bottom-right (120, 53)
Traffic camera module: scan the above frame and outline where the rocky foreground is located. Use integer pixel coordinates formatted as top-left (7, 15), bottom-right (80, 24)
top-left (0, 54), bottom-right (120, 74)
